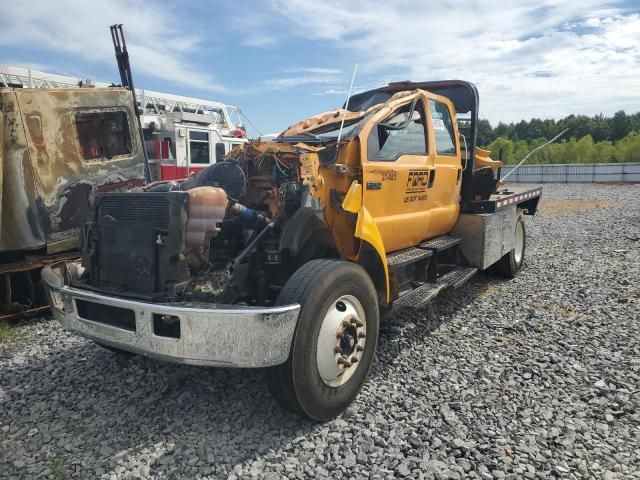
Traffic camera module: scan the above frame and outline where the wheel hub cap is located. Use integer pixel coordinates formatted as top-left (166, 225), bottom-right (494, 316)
top-left (316, 295), bottom-right (367, 387)
top-left (514, 221), bottom-right (524, 264)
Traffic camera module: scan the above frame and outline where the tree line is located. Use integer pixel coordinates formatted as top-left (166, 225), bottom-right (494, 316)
top-left (478, 110), bottom-right (640, 164)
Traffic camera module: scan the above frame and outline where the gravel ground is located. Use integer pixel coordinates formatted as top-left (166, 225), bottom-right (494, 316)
top-left (1, 183), bottom-right (639, 480)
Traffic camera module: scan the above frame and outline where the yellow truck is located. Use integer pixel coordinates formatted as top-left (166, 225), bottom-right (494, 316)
top-left (43, 81), bottom-right (541, 420)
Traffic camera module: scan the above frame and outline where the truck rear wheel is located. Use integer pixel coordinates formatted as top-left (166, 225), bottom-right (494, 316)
top-left (266, 259), bottom-right (379, 421)
top-left (496, 212), bottom-right (526, 278)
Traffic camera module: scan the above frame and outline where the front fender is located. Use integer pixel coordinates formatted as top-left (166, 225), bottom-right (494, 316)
top-left (342, 181), bottom-right (390, 303)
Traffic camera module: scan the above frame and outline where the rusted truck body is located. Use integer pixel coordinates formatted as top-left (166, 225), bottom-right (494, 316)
top-left (0, 86), bottom-right (145, 319)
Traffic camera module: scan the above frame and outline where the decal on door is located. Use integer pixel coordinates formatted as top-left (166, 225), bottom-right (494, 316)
top-left (404, 169), bottom-right (431, 203)
top-left (368, 169), bottom-right (397, 181)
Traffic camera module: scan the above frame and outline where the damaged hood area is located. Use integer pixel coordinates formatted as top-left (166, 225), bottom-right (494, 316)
top-left (280, 107), bottom-right (372, 138)
top-left (279, 90), bottom-right (416, 139)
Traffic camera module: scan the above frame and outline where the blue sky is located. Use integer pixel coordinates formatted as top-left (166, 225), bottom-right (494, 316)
top-left (1, 0), bottom-right (639, 137)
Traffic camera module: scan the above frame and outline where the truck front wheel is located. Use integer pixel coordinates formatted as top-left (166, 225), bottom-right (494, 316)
top-left (266, 259), bottom-right (379, 421)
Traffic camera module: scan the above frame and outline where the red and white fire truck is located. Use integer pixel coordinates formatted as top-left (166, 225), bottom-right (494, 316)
top-left (139, 92), bottom-right (248, 181)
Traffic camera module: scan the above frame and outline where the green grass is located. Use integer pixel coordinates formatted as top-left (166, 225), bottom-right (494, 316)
top-left (50, 453), bottom-right (70, 480)
top-left (0, 322), bottom-right (20, 342)
top-left (0, 322), bottom-right (24, 352)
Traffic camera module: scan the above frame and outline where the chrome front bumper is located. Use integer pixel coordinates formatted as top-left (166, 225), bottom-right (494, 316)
top-left (41, 262), bottom-right (300, 368)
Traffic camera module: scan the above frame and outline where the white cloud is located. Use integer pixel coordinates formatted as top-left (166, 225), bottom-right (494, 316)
top-left (242, 35), bottom-right (279, 47)
top-left (285, 67), bottom-right (343, 75)
top-left (259, 74), bottom-right (341, 90)
top-left (261, 1), bottom-right (640, 123)
top-left (229, 13), bottom-right (282, 48)
top-left (0, 0), bottom-right (225, 92)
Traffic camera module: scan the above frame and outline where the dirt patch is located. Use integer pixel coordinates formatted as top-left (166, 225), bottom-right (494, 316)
top-left (539, 199), bottom-right (618, 214)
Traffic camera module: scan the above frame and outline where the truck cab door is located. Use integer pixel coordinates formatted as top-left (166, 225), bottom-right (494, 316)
top-left (361, 95), bottom-right (461, 253)
top-left (361, 97), bottom-right (433, 252)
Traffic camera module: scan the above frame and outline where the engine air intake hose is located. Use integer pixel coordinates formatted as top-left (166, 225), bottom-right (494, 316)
top-left (229, 202), bottom-right (270, 226)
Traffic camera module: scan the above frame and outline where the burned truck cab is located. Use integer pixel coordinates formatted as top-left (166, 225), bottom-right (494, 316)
top-left (0, 86), bottom-right (146, 319)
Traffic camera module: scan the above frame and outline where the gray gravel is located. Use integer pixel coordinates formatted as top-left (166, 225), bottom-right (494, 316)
top-left (1, 183), bottom-right (639, 479)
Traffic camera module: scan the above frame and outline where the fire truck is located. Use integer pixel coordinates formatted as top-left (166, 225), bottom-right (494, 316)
top-left (139, 98), bottom-right (248, 181)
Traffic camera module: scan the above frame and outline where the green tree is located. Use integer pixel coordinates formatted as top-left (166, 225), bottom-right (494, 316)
top-left (630, 113), bottom-right (640, 134)
top-left (593, 140), bottom-right (615, 163)
top-left (475, 109), bottom-right (639, 164)
top-left (493, 122), bottom-right (513, 139)
top-left (542, 118), bottom-right (558, 139)
top-left (513, 140), bottom-right (529, 163)
top-left (611, 110), bottom-right (631, 141)
top-left (526, 118), bottom-right (547, 141)
top-left (572, 116), bottom-right (596, 140)
top-left (591, 114), bottom-right (611, 142)
top-left (513, 120), bottom-right (530, 142)
top-left (575, 135), bottom-right (595, 163)
top-left (476, 119), bottom-right (495, 147)
top-left (487, 137), bottom-right (515, 164)
top-left (614, 131), bottom-right (640, 163)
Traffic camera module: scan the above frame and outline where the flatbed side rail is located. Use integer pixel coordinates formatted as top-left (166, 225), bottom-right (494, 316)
top-left (462, 187), bottom-right (543, 215)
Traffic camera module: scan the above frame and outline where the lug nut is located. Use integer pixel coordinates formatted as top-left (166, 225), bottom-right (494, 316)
top-left (350, 356), bottom-right (358, 364)
top-left (358, 332), bottom-right (366, 338)
top-left (350, 317), bottom-right (357, 324)
top-left (334, 346), bottom-right (342, 354)
top-left (355, 320), bottom-right (364, 327)
top-left (342, 320), bottom-right (351, 327)
top-left (356, 345), bottom-right (364, 351)
top-left (337, 357), bottom-right (351, 367)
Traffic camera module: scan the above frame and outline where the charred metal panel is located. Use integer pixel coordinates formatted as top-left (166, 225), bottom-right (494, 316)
top-left (0, 90), bottom-right (46, 251)
top-left (0, 87), bottom-right (145, 254)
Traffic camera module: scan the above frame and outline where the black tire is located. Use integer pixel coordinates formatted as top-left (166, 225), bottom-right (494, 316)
top-left (496, 212), bottom-right (526, 278)
top-left (266, 259), bottom-right (379, 421)
top-left (94, 341), bottom-right (136, 357)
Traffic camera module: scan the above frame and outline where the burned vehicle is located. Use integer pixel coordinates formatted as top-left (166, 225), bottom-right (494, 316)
top-left (0, 85), bottom-right (146, 320)
top-left (43, 81), bottom-right (541, 420)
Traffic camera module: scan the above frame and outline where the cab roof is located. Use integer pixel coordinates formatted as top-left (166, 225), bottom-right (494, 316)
top-left (347, 80), bottom-right (479, 115)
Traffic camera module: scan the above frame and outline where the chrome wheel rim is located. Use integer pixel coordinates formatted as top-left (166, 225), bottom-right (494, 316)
top-left (514, 221), bottom-right (524, 265)
top-left (316, 295), bottom-right (367, 387)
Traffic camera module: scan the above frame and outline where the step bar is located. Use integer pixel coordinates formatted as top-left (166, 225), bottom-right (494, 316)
top-left (394, 267), bottom-right (477, 308)
top-left (387, 247), bottom-right (433, 267)
top-left (419, 235), bottom-right (461, 252)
